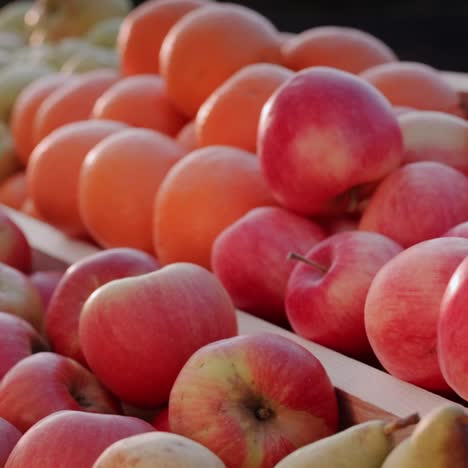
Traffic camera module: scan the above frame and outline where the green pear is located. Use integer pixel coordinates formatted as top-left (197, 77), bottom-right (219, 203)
top-left (25, 0), bottom-right (131, 45)
top-left (85, 17), bottom-right (123, 49)
top-left (274, 414), bottom-right (420, 468)
top-left (381, 403), bottom-right (468, 468)
top-left (0, 1), bottom-right (32, 35)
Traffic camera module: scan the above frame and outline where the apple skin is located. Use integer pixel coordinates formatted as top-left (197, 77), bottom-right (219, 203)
top-left (438, 255), bottom-right (468, 400)
top-left (80, 262), bottom-right (238, 408)
top-left (0, 312), bottom-right (48, 381)
top-left (365, 237), bottom-right (468, 392)
top-left (45, 248), bottom-right (159, 367)
top-left (169, 333), bottom-right (338, 468)
top-left (152, 407), bottom-right (170, 432)
top-left (285, 231), bottom-right (403, 360)
top-left (0, 418), bottom-right (21, 467)
top-left (5, 410), bottom-right (155, 468)
top-left (211, 206), bottom-right (326, 327)
top-left (0, 263), bottom-right (44, 332)
top-left (359, 161), bottom-right (468, 248)
top-left (0, 352), bottom-right (120, 433)
top-left (0, 208), bottom-right (32, 274)
top-left (443, 222), bottom-right (468, 238)
top-left (29, 270), bottom-right (64, 311)
top-left (258, 66), bottom-right (403, 216)
top-left (398, 110), bottom-right (468, 173)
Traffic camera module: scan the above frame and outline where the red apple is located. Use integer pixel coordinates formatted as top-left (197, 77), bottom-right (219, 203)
top-left (0, 312), bottom-right (48, 381)
top-left (211, 206), bottom-right (326, 326)
top-left (285, 231), bottom-right (402, 359)
top-left (365, 237), bottom-right (468, 392)
top-left (152, 407), bottom-right (169, 432)
top-left (0, 352), bottom-right (120, 433)
top-left (398, 110), bottom-right (468, 173)
top-left (45, 247), bottom-right (159, 366)
top-left (169, 333), bottom-right (338, 468)
top-left (258, 66), bottom-right (403, 215)
top-left (0, 418), bottom-right (21, 467)
top-left (443, 222), bottom-right (468, 238)
top-left (0, 263), bottom-right (43, 331)
top-left (29, 270), bottom-right (64, 311)
top-left (80, 262), bottom-right (238, 407)
top-left (5, 411), bottom-right (154, 468)
top-left (359, 161), bottom-right (468, 247)
top-left (0, 208), bottom-right (32, 273)
top-left (438, 255), bottom-right (468, 400)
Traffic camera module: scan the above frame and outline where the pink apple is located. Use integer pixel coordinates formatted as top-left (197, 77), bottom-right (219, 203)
top-left (45, 248), bottom-right (159, 366)
top-left (0, 352), bottom-right (120, 433)
top-left (365, 237), bottom-right (468, 392)
top-left (5, 411), bottom-right (155, 468)
top-left (443, 222), bottom-right (468, 238)
top-left (438, 255), bottom-right (468, 400)
top-left (0, 263), bottom-right (44, 331)
top-left (152, 407), bottom-right (169, 431)
top-left (359, 161), bottom-right (468, 247)
top-left (29, 270), bottom-right (64, 311)
top-left (0, 312), bottom-right (48, 381)
top-left (0, 418), bottom-right (21, 467)
top-left (169, 333), bottom-right (338, 468)
top-left (211, 206), bottom-right (326, 326)
top-left (0, 208), bottom-right (32, 274)
top-left (398, 111), bottom-right (468, 173)
top-left (80, 262), bottom-right (238, 408)
top-left (258, 66), bottom-right (403, 215)
top-left (285, 231), bottom-right (402, 359)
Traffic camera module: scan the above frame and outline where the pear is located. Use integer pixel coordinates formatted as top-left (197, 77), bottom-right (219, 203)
top-left (274, 414), bottom-right (419, 468)
top-left (381, 403), bottom-right (468, 467)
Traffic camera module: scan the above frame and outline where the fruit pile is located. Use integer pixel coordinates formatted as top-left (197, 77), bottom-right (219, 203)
top-left (0, 0), bottom-right (468, 466)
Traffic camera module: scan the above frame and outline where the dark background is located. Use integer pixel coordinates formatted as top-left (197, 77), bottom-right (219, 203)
top-left (133, 0), bottom-right (468, 72)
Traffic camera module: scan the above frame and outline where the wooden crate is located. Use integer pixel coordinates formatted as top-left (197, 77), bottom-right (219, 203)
top-left (3, 206), bottom-right (464, 441)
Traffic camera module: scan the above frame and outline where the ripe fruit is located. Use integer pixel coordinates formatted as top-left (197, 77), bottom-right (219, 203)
top-left (176, 120), bottom-right (198, 151)
top-left (0, 418), bottom-right (21, 467)
top-left (80, 263), bottom-right (238, 407)
top-left (0, 352), bottom-right (119, 433)
top-left (258, 66), bottom-right (403, 215)
top-left (169, 333), bottom-right (339, 468)
top-left (27, 119), bottom-right (127, 236)
top-left (281, 26), bottom-right (397, 74)
top-left (29, 270), bottom-right (64, 310)
top-left (359, 162), bottom-right (468, 247)
top-left (196, 63), bottom-right (293, 152)
top-left (118, 0), bottom-right (209, 76)
top-left (153, 146), bottom-right (276, 269)
top-left (0, 172), bottom-right (27, 210)
top-left (159, 3), bottom-right (282, 117)
top-left (5, 411), bottom-right (155, 468)
top-left (212, 206), bottom-right (326, 326)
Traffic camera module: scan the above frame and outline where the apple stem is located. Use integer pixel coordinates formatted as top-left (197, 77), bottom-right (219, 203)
top-left (383, 413), bottom-right (420, 435)
top-left (255, 407), bottom-right (274, 421)
top-left (287, 252), bottom-right (328, 273)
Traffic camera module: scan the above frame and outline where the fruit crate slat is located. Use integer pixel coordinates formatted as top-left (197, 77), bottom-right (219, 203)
top-left (3, 205), bottom-right (461, 440)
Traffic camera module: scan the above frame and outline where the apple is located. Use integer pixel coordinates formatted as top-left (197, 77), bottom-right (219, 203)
top-left (80, 262), bottom-right (238, 408)
top-left (169, 333), bottom-right (338, 468)
top-left (152, 407), bottom-right (169, 432)
top-left (398, 110), bottom-right (468, 173)
top-left (365, 237), bottom-right (468, 392)
top-left (46, 247), bottom-right (159, 366)
top-left (0, 312), bottom-right (48, 381)
top-left (93, 432), bottom-right (226, 468)
top-left (438, 255), bottom-right (468, 400)
top-left (0, 351), bottom-right (120, 433)
top-left (25, 0), bottom-right (131, 46)
top-left (0, 263), bottom-right (43, 331)
top-left (443, 222), bottom-right (468, 238)
top-left (285, 231), bottom-right (402, 360)
top-left (0, 418), bottom-right (21, 467)
top-left (258, 66), bottom-right (403, 216)
top-left (359, 161), bottom-right (468, 247)
top-left (29, 270), bottom-right (64, 311)
top-left (5, 410), bottom-right (155, 468)
top-left (0, 207), bottom-right (32, 273)
top-left (211, 206), bottom-right (326, 327)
